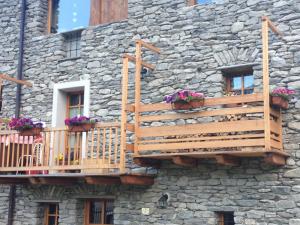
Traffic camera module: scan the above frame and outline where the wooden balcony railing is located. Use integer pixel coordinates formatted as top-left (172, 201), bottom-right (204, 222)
top-left (130, 94), bottom-right (287, 166)
top-left (0, 122), bottom-right (125, 175)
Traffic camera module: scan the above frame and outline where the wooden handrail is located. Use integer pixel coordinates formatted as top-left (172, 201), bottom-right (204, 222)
top-left (0, 123), bottom-right (123, 173)
top-left (138, 93), bottom-right (264, 112)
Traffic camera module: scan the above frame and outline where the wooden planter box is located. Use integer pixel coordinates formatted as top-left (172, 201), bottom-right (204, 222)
top-left (19, 127), bottom-right (43, 136)
top-left (172, 99), bottom-right (205, 110)
top-left (271, 96), bottom-right (288, 109)
top-left (68, 123), bottom-right (95, 132)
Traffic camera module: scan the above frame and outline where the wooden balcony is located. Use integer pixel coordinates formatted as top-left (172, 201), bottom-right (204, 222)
top-left (131, 94), bottom-right (288, 167)
top-left (0, 122), bottom-right (154, 185)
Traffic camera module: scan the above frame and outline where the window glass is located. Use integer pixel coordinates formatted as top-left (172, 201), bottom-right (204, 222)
top-left (230, 77), bottom-right (242, 91)
top-left (89, 201), bottom-right (102, 224)
top-left (56, 0), bottom-right (90, 33)
top-left (197, 0), bottom-right (213, 3)
top-left (48, 204), bottom-right (57, 214)
top-left (244, 75), bottom-right (254, 89)
top-left (105, 200), bottom-right (114, 224)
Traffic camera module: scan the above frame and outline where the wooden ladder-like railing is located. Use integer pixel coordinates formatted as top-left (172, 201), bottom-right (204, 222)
top-left (120, 40), bottom-right (161, 172)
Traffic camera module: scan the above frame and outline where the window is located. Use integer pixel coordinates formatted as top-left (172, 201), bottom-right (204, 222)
top-left (64, 31), bottom-right (82, 58)
top-left (67, 92), bottom-right (84, 118)
top-left (223, 67), bottom-right (254, 96)
top-left (48, 0), bottom-right (128, 33)
top-left (44, 204), bottom-right (59, 225)
top-left (188, 0), bottom-right (215, 5)
top-left (84, 199), bottom-right (114, 225)
top-left (66, 92), bottom-right (84, 159)
top-left (217, 212), bottom-right (235, 225)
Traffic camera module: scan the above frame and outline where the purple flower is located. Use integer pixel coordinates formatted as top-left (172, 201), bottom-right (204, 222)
top-left (271, 87), bottom-right (296, 100)
top-left (65, 116), bottom-right (98, 126)
top-left (8, 117), bottom-right (43, 131)
top-left (163, 90), bottom-right (205, 104)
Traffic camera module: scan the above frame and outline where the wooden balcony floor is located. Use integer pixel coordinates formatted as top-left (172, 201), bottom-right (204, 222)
top-left (133, 149), bottom-right (288, 167)
top-left (0, 173), bottom-right (155, 186)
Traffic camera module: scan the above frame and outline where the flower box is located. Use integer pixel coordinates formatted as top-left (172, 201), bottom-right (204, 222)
top-left (271, 96), bottom-right (288, 109)
top-left (270, 87), bottom-right (295, 110)
top-left (19, 127), bottom-right (43, 136)
top-left (172, 99), bottom-right (205, 110)
top-left (68, 123), bottom-right (95, 132)
top-left (164, 90), bottom-right (205, 111)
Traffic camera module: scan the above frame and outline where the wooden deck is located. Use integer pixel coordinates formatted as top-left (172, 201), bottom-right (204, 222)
top-left (0, 173), bottom-right (155, 186)
top-left (128, 94), bottom-right (286, 167)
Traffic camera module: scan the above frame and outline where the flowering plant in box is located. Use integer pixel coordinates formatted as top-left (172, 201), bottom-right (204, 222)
top-left (64, 116), bottom-right (97, 126)
top-left (8, 117), bottom-right (43, 131)
top-left (164, 90), bottom-right (205, 104)
top-left (65, 116), bottom-right (97, 132)
top-left (164, 90), bottom-right (205, 110)
top-left (270, 87), bottom-right (296, 100)
top-left (270, 87), bottom-right (296, 110)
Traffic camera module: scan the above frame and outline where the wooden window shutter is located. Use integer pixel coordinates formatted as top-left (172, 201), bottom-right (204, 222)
top-left (89, 0), bottom-right (128, 26)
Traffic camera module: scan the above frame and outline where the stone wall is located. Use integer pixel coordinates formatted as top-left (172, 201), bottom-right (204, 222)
top-left (0, 0), bottom-right (300, 224)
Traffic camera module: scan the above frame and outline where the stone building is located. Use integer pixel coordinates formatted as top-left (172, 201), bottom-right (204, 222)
top-left (0, 0), bottom-right (300, 224)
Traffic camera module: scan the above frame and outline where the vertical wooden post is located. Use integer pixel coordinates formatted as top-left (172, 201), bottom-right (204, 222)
top-left (278, 109), bottom-right (283, 150)
top-left (262, 17), bottom-right (271, 151)
top-left (120, 57), bottom-right (129, 173)
top-left (134, 41), bottom-right (142, 155)
top-left (47, 0), bottom-right (53, 34)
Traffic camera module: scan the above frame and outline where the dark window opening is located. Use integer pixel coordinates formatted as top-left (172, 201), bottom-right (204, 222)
top-left (85, 199), bottom-right (114, 225)
top-left (223, 66), bottom-right (254, 96)
top-left (48, 0), bottom-right (128, 34)
top-left (63, 31), bottom-right (82, 58)
top-left (217, 212), bottom-right (235, 225)
top-left (44, 203), bottom-right (59, 225)
top-left (0, 80), bottom-right (3, 111)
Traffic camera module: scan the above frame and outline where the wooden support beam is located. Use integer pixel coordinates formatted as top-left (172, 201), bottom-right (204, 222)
top-left (126, 123), bottom-right (135, 132)
top-left (0, 74), bottom-right (32, 87)
top-left (264, 153), bottom-right (286, 166)
top-left (0, 178), bottom-right (28, 185)
top-left (172, 156), bottom-right (197, 167)
top-left (215, 155), bottom-right (240, 166)
top-left (133, 158), bottom-right (161, 169)
top-left (126, 104), bottom-right (135, 112)
top-left (29, 177), bottom-right (40, 185)
top-left (136, 40), bottom-right (161, 54)
top-left (85, 177), bottom-right (121, 185)
top-left (38, 177), bottom-right (78, 185)
top-left (123, 54), bottom-right (155, 70)
top-left (262, 16), bottom-right (283, 37)
top-left (120, 175), bottom-right (154, 186)
top-left (126, 144), bottom-right (134, 152)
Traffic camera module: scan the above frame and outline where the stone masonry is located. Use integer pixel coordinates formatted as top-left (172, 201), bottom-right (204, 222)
top-left (0, 0), bottom-right (300, 224)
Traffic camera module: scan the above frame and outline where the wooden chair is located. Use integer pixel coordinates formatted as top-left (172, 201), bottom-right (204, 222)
top-left (16, 143), bottom-right (44, 174)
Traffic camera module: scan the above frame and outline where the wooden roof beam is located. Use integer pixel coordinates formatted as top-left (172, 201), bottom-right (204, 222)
top-left (120, 174), bottom-right (154, 186)
top-left (0, 73), bottom-right (32, 87)
top-left (85, 176), bottom-right (121, 185)
top-left (172, 156), bottom-right (197, 167)
top-left (123, 54), bottom-right (155, 70)
top-left (261, 16), bottom-right (283, 37)
top-left (136, 40), bottom-right (161, 54)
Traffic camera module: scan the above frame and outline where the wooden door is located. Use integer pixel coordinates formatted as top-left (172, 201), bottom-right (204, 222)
top-left (89, 0), bottom-right (128, 26)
